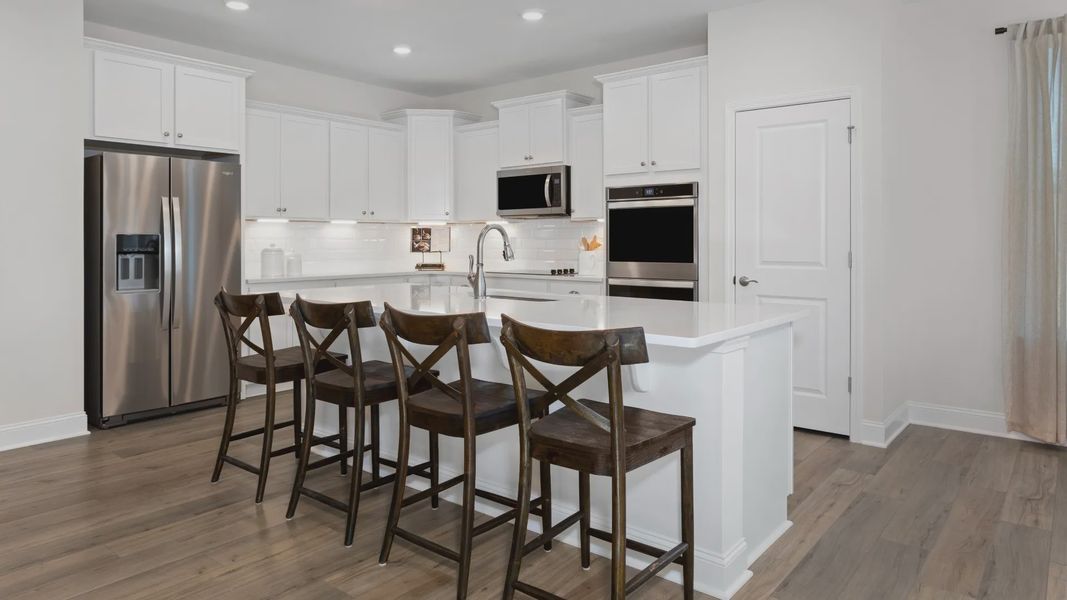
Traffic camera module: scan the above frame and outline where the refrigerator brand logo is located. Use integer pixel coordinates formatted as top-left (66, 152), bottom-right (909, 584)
top-left (222, 171), bottom-right (235, 176)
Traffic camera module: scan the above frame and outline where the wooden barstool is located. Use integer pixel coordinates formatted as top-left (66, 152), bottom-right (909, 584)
top-left (211, 290), bottom-right (345, 503)
top-left (377, 303), bottom-right (552, 600)
top-left (286, 295), bottom-right (435, 546)
top-left (499, 314), bottom-right (696, 600)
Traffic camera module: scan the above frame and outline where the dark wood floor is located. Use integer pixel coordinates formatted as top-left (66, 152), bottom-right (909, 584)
top-left (1, 396), bottom-right (1064, 599)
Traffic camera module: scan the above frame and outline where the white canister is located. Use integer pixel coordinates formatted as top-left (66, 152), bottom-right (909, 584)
top-left (578, 250), bottom-right (602, 276)
top-left (260, 244), bottom-right (285, 278)
top-left (285, 252), bottom-right (303, 278)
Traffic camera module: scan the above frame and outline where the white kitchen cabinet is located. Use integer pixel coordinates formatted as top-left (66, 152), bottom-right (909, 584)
top-left (383, 109), bottom-right (479, 221)
top-left (492, 91), bottom-right (593, 169)
top-left (597, 58), bottom-right (706, 176)
top-left (485, 276), bottom-right (549, 293)
top-left (87, 40), bottom-right (251, 153)
top-left (244, 109), bottom-right (281, 218)
top-left (329, 121), bottom-right (370, 220)
top-left (454, 123), bottom-right (499, 222)
top-left (568, 106), bottom-right (604, 220)
top-left (173, 66), bottom-right (243, 151)
top-left (547, 280), bottom-right (604, 296)
top-left (279, 114), bottom-right (330, 220)
top-left (368, 128), bottom-right (406, 221)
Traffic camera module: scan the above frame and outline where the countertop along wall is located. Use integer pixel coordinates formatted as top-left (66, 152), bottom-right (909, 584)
top-left (0, 0), bottom-right (87, 449)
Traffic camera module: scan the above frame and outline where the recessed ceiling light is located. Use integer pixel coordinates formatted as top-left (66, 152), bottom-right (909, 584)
top-left (393, 44), bottom-right (412, 56)
top-left (522, 9), bottom-right (545, 22)
top-left (224, 1), bottom-right (250, 11)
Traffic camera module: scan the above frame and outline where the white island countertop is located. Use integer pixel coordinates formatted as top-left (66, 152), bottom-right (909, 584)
top-left (282, 283), bottom-right (807, 348)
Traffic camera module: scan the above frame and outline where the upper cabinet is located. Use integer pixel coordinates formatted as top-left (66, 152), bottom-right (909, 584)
top-left (367, 128), bottom-right (406, 221)
top-left (279, 114), bottom-right (330, 220)
top-left (568, 106), bottom-right (604, 220)
top-left (492, 91), bottom-right (593, 169)
top-left (454, 122), bottom-right (500, 222)
top-left (86, 39), bottom-right (251, 153)
top-left (383, 109), bottom-right (479, 221)
top-left (329, 121), bottom-right (370, 220)
top-left (596, 57), bottom-right (706, 176)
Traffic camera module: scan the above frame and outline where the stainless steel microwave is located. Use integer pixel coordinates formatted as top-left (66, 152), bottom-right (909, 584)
top-left (497, 165), bottom-right (570, 217)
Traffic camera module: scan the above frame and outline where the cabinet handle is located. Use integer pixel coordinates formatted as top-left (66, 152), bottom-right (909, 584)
top-left (177, 132), bottom-right (183, 139)
top-left (640, 161), bottom-right (646, 166)
top-left (370, 211), bottom-right (375, 215)
top-left (362, 210), bottom-right (367, 215)
top-left (651, 160), bottom-right (657, 166)
top-left (281, 207), bottom-right (287, 213)
top-left (163, 131), bottom-right (170, 137)
top-left (445, 210), bottom-right (450, 216)
top-left (275, 207), bottom-right (281, 213)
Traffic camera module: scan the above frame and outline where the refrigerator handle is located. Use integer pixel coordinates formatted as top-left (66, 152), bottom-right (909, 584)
top-left (171, 196), bottom-right (183, 330)
top-left (161, 196), bottom-right (172, 330)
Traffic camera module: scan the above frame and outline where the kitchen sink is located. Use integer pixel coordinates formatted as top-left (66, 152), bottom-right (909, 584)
top-left (484, 294), bottom-right (557, 302)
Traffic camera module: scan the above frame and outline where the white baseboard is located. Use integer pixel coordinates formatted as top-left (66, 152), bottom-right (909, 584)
top-left (855, 402), bottom-right (908, 448)
top-left (853, 401), bottom-right (1045, 448)
top-left (0, 412), bottom-right (89, 453)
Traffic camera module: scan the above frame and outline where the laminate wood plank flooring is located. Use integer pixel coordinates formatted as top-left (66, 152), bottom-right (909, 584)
top-left (2, 396), bottom-right (1067, 599)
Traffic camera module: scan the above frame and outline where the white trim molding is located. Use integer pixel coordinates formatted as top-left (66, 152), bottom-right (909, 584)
top-left (856, 402), bottom-right (908, 448)
top-left (0, 412), bottom-right (89, 453)
top-left (854, 401), bottom-right (1046, 448)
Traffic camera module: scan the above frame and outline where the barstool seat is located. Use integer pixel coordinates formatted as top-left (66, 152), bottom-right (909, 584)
top-left (407, 379), bottom-right (545, 436)
top-left (530, 399), bottom-right (694, 476)
top-left (313, 360), bottom-right (426, 405)
top-left (236, 346), bottom-right (345, 385)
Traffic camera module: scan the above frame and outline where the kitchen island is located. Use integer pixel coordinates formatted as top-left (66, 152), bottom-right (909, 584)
top-left (280, 283), bottom-right (806, 599)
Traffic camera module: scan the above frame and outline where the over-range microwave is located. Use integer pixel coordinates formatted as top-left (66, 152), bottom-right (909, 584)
top-left (496, 165), bottom-right (570, 218)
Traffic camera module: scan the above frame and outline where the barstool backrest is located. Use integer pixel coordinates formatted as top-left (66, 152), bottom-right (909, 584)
top-left (289, 295), bottom-right (374, 401)
top-left (214, 289), bottom-right (286, 372)
top-left (379, 302), bottom-right (491, 426)
top-left (499, 313), bottom-right (648, 447)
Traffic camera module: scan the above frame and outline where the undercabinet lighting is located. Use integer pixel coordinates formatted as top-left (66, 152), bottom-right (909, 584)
top-left (522, 9), bottom-right (545, 21)
top-left (331, 219), bottom-right (359, 225)
top-left (485, 220), bottom-right (509, 225)
top-left (256, 218), bottom-right (289, 223)
top-left (596, 218), bottom-right (605, 223)
top-left (225, 1), bottom-right (250, 11)
top-left (418, 221), bottom-right (447, 227)
top-left (393, 44), bottom-right (412, 56)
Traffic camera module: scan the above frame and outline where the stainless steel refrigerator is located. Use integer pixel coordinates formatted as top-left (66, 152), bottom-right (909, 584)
top-left (85, 152), bottom-right (241, 428)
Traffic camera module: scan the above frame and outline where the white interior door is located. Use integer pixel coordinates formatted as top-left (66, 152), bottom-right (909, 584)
top-left (734, 99), bottom-right (852, 435)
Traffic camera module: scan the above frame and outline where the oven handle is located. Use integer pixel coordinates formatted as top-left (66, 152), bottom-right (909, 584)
top-left (606, 198), bottom-right (694, 209)
top-left (608, 278), bottom-right (696, 289)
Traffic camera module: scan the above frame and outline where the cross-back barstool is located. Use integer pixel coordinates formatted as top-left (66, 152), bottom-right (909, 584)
top-left (211, 289), bottom-right (345, 503)
top-left (499, 314), bottom-right (696, 600)
top-left (287, 295), bottom-right (435, 546)
top-left (377, 302), bottom-right (553, 600)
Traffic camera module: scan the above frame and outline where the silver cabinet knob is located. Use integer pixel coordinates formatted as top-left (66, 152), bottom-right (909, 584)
top-left (281, 207), bottom-right (287, 213)
top-left (177, 132), bottom-right (183, 138)
top-left (445, 210), bottom-right (450, 216)
top-left (163, 131), bottom-right (170, 137)
top-left (275, 207), bottom-right (281, 212)
top-left (362, 210), bottom-right (367, 215)
top-left (650, 160), bottom-right (657, 166)
top-left (640, 161), bottom-right (646, 166)
top-left (738, 276), bottom-right (759, 287)
top-left (370, 211), bottom-right (374, 215)
top-left (569, 290), bottom-right (580, 295)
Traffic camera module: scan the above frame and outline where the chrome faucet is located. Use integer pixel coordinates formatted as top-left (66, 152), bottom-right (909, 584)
top-left (467, 224), bottom-right (515, 298)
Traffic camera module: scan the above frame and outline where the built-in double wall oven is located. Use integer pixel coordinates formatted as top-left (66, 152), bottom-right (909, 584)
top-left (606, 182), bottom-right (699, 302)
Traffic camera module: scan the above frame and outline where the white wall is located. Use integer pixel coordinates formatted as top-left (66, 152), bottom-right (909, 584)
top-left (0, 0), bottom-right (87, 446)
top-left (83, 22), bottom-right (434, 119)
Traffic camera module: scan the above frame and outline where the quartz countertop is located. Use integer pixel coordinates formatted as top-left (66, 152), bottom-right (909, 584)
top-left (281, 283), bottom-right (807, 349)
top-left (246, 270), bottom-right (604, 285)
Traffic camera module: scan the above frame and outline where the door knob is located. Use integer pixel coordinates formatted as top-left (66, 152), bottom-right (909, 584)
top-left (738, 276), bottom-right (759, 287)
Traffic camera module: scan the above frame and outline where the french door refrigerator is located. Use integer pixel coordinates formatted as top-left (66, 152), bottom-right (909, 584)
top-left (85, 152), bottom-right (241, 428)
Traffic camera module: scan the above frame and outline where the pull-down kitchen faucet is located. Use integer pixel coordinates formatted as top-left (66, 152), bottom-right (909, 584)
top-left (467, 224), bottom-right (515, 298)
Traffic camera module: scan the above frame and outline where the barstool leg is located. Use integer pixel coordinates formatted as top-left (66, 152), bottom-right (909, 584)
top-left (456, 435), bottom-right (477, 600)
top-left (379, 421), bottom-right (411, 565)
top-left (539, 460), bottom-right (553, 551)
top-left (291, 378), bottom-right (302, 454)
top-left (681, 439), bottom-right (694, 600)
top-left (338, 404), bottom-right (349, 475)
top-left (370, 404), bottom-right (381, 480)
top-left (609, 468), bottom-right (627, 600)
top-left (503, 436), bottom-right (533, 600)
top-left (344, 402), bottom-right (367, 547)
top-left (579, 470), bottom-right (591, 569)
top-left (286, 381), bottom-right (317, 519)
top-left (255, 381), bottom-right (278, 504)
top-left (211, 376), bottom-right (239, 483)
top-left (430, 432), bottom-right (440, 509)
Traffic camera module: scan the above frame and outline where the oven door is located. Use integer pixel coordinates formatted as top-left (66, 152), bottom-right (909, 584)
top-left (497, 166), bottom-right (570, 217)
top-left (606, 198), bottom-right (697, 280)
top-left (607, 278), bottom-right (697, 302)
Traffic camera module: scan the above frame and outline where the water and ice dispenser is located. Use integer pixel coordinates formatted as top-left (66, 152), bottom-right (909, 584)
top-left (115, 234), bottom-right (160, 292)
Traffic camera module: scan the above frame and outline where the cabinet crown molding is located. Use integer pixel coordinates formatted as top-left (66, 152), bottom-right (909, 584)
top-left (594, 55), bottom-right (707, 84)
top-left (455, 120), bottom-right (499, 133)
top-left (381, 108), bottom-right (481, 125)
top-left (568, 104), bottom-right (604, 117)
top-left (84, 37), bottom-right (254, 78)
top-left (490, 90), bottom-right (594, 110)
top-left (247, 101), bottom-right (402, 131)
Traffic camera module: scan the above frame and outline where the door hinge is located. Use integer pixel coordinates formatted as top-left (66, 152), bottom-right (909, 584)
top-left (847, 126), bottom-right (856, 144)
top-left (848, 250), bottom-right (853, 269)
top-left (732, 275), bottom-right (736, 285)
top-left (847, 376), bottom-right (853, 393)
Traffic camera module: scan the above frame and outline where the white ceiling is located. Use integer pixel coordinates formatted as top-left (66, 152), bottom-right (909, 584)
top-left (83, 0), bottom-right (748, 97)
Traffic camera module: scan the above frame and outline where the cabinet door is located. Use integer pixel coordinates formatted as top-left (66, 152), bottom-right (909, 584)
top-left (279, 114), bottom-right (330, 220)
top-left (568, 112), bottom-right (604, 220)
top-left (368, 128), bottom-right (406, 221)
top-left (92, 51), bottom-right (174, 145)
top-left (602, 77), bottom-right (649, 175)
top-left (406, 115), bottom-right (453, 221)
top-left (455, 127), bottom-right (499, 221)
top-left (527, 98), bottom-right (565, 165)
top-left (329, 122), bottom-right (370, 220)
top-left (649, 68), bottom-right (702, 172)
top-left (244, 110), bottom-right (281, 218)
top-left (173, 66), bottom-right (242, 151)
top-left (497, 104), bottom-right (531, 168)
top-left (548, 280), bottom-right (604, 296)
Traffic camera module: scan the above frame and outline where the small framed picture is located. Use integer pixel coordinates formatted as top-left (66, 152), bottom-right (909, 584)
top-left (411, 226), bottom-right (451, 253)
top-left (411, 227), bottom-right (431, 253)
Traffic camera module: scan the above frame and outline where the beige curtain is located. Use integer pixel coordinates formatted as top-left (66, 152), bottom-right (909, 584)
top-left (1005, 16), bottom-right (1067, 443)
